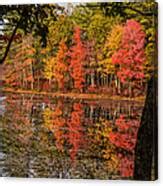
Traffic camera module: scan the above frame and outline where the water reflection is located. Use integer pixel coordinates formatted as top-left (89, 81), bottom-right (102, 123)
top-left (0, 93), bottom-right (144, 179)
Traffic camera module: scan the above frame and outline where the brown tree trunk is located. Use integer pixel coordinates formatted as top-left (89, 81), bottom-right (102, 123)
top-left (134, 75), bottom-right (158, 180)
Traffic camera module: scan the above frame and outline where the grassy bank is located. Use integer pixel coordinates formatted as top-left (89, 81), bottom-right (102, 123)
top-left (2, 88), bottom-right (146, 102)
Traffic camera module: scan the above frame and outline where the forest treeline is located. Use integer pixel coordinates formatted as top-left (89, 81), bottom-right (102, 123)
top-left (1, 2), bottom-right (157, 97)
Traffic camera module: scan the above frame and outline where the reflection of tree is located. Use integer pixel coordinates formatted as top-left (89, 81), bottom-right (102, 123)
top-left (87, 117), bottom-right (119, 176)
top-left (42, 101), bottom-right (85, 164)
top-left (86, 111), bottom-right (142, 178)
top-left (1, 95), bottom-right (72, 178)
top-left (118, 153), bottom-right (134, 178)
top-left (108, 114), bottom-right (141, 178)
top-left (53, 105), bottom-right (65, 151)
top-left (67, 103), bottom-right (84, 163)
top-left (1, 94), bottom-right (34, 177)
top-left (1, 94), bottom-right (145, 179)
top-left (30, 102), bottom-right (70, 178)
top-left (109, 115), bottom-right (140, 151)
top-left (43, 101), bottom-right (66, 152)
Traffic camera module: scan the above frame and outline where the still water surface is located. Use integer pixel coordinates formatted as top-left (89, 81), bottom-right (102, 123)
top-left (0, 93), bottom-right (144, 179)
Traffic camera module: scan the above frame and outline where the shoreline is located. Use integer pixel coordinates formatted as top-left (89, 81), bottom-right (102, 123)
top-left (2, 88), bottom-right (146, 103)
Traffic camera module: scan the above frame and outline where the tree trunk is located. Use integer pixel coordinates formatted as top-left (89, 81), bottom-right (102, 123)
top-left (49, 79), bottom-right (52, 91)
top-left (128, 81), bottom-right (132, 98)
top-left (134, 75), bottom-right (158, 180)
top-left (37, 76), bottom-right (40, 90)
top-left (91, 72), bottom-right (95, 86)
top-left (118, 79), bottom-right (121, 95)
top-left (30, 62), bottom-right (34, 90)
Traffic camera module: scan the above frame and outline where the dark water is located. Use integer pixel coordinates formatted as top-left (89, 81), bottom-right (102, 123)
top-left (0, 93), bottom-right (144, 179)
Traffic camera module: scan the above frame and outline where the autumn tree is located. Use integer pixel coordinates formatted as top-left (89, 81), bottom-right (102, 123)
top-left (101, 1), bottom-right (157, 89)
top-left (71, 5), bottom-right (122, 50)
top-left (71, 5), bottom-right (122, 92)
top-left (54, 40), bottom-right (68, 90)
top-left (43, 52), bottom-right (56, 90)
top-left (112, 20), bottom-right (146, 97)
top-left (22, 35), bottom-right (36, 90)
top-left (32, 38), bottom-right (46, 91)
top-left (4, 34), bottom-right (36, 90)
top-left (42, 15), bottom-right (73, 91)
top-left (99, 24), bottom-right (123, 93)
top-left (84, 40), bottom-right (97, 91)
top-left (2, 3), bottom-right (154, 97)
top-left (68, 26), bottom-right (86, 92)
top-left (47, 15), bottom-right (74, 48)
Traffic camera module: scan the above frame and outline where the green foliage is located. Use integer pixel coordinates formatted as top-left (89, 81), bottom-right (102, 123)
top-left (47, 15), bottom-right (74, 48)
top-left (71, 5), bottom-right (122, 49)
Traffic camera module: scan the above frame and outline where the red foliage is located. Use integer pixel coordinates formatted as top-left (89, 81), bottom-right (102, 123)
top-left (42, 81), bottom-right (50, 90)
top-left (87, 85), bottom-right (96, 93)
top-left (26, 75), bottom-right (34, 82)
top-left (115, 114), bottom-right (140, 130)
top-left (118, 153), bottom-right (135, 177)
top-left (68, 26), bottom-right (86, 91)
top-left (108, 113), bottom-right (141, 177)
top-left (67, 103), bottom-right (84, 162)
top-left (109, 132), bottom-right (137, 151)
top-left (112, 20), bottom-right (146, 84)
top-left (109, 114), bottom-right (140, 151)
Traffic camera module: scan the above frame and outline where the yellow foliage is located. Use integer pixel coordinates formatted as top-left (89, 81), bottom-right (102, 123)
top-left (106, 25), bottom-right (123, 52)
top-left (99, 24), bottom-right (123, 75)
top-left (43, 107), bottom-right (53, 130)
top-left (43, 56), bottom-right (57, 80)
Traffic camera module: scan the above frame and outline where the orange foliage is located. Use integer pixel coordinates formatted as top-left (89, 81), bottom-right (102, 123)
top-left (52, 102), bottom-right (66, 152)
top-left (68, 103), bottom-right (84, 162)
top-left (55, 40), bottom-right (68, 90)
top-left (68, 27), bottom-right (86, 91)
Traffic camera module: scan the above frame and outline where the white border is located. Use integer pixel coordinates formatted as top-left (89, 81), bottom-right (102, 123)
top-left (0, 0), bottom-right (148, 5)
top-left (0, 0), bottom-right (162, 185)
top-left (0, 0), bottom-right (132, 5)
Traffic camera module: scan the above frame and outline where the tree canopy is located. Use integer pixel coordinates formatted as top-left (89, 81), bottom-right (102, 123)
top-left (0, 2), bottom-right (157, 97)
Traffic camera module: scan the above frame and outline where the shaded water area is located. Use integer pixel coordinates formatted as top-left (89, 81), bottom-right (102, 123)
top-left (0, 93), bottom-right (145, 179)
